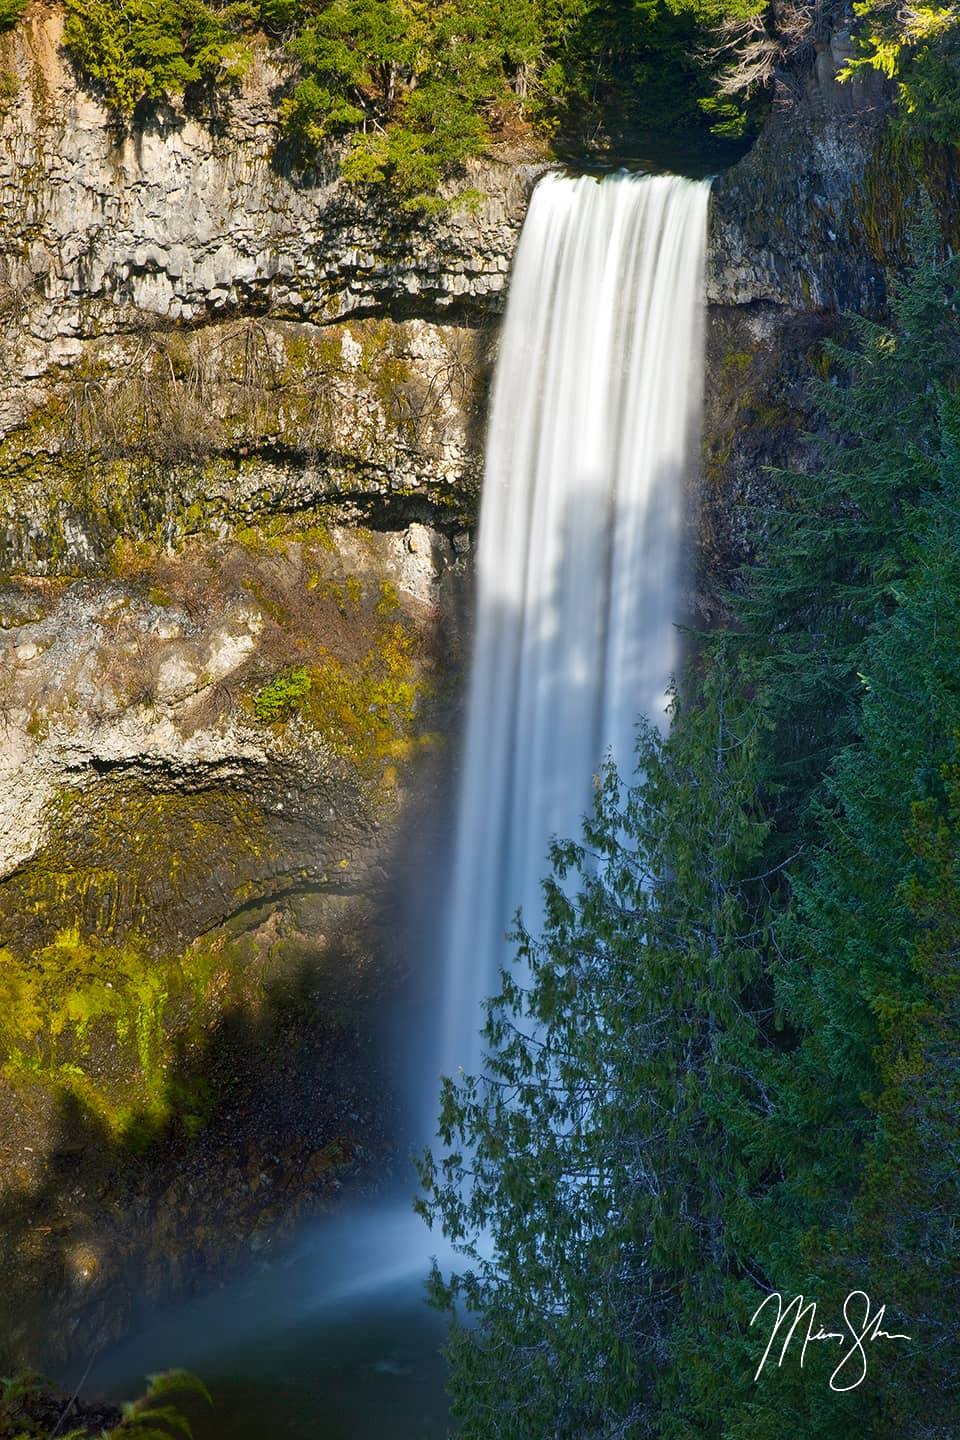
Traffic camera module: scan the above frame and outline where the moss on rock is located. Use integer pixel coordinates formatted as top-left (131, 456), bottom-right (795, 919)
top-left (0, 317), bottom-right (485, 574)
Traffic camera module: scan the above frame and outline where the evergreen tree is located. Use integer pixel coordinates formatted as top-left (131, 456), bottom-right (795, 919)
top-left (735, 223), bottom-right (960, 830)
top-left (62, 0), bottom-right (255, 115)
top-left (418, 660), bottom-right (773, 1439)
top-left (694, 246), bottom-right (960, 1440)
top-left (738, 393), bottom-right (960, 1439)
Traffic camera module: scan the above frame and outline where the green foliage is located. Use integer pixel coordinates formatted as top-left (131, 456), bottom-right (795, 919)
top-left (0, 0), bottom-right (25, 33)
top-left (701, 224), bottom-right (960, 1434)
top-left (745, 386), bottom-right (960, 1433)
top-left (280, 0), bottom-right (757, 200)
top-left (120, 1369), bottom-right (213, 1436)
top-left (280, 0), bottom-right (541, 203)
top-left (253, 665), bottom-right (312, 722)
top-left (62, 0), bottom-right (255, 114)
top-left (843, 0), bottom-right (960, 143)
top-left (58, 0), bottom-right (760, 202)
top-left (734, 211), bottom-right (960, 832)
top-left (0, 1370), bottom-right (210, 1440)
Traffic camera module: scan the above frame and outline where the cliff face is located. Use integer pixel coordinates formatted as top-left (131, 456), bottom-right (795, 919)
top-left (0, 4), bottom-right (921, 1367)
top-left (0, 8), bottom-right (537, 566)
top-left (0, 9), bottom-right (535, 1366)
top-left (0, 14), bottom-right (537, 954)
top-left (708, 31), bottom-right (891, 315)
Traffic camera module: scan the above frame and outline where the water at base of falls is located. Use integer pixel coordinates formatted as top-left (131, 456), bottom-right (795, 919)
top-left (439, 170), bottom-right (711, 1092)
top-left (77, 1204), bottom-right (456, 1439)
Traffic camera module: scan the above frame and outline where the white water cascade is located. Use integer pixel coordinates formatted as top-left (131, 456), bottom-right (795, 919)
top-left (441, 170), bottom-right (711, 1085)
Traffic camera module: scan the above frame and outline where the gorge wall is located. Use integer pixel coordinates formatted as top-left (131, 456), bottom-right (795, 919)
top-left (0, 1), bottom-right (937, 1368)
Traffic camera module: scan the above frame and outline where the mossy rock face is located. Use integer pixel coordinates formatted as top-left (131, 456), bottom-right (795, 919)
top-left (0, 7), bottom-right (498, 1371)
top-left (699, 302), bottom-right (839, 621)
top-left (0, 317), bottom-right (489, 574)
top-left (1, 783), bottom-right (277, 952)
top-left (706, 43), bottom-right (899, 315)
top-left (848, 128), bottom-right (960, 268)
top-left (0, 9), bottom-right (518, 585)
top-left (0, 876), bottom-right (382, 1142)
top-left (0, 518), bottom-right (466, 1370)
top-left (0, 886), bottom-right (405, 1373)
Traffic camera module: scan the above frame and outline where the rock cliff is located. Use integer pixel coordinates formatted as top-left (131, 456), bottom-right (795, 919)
top-left (0, 6), bottom-right (526, 1366)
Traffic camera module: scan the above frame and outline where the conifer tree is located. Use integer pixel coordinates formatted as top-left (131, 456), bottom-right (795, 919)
top-left (418, 660), bottom-right (772, 1439)
top-left (691, 244), bottom-right (960, 1440)
top-left (736, 223), bottom-right (960, 828)
top-left (740, 392), bottom-right (960, 1439)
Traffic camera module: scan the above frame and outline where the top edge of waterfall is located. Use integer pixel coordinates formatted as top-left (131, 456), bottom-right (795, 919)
top-left (534, 167), bottom-right (714, 192)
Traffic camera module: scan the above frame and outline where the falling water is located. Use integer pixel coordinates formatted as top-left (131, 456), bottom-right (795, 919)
top-left (441, 171), bottom-right (711, 1084)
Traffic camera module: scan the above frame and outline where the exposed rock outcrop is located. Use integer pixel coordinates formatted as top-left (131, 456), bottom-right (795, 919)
top-left (0, 9), bottom-right (527, 339)
top-left (708, 31), bottom-right (892, 313)
top-left (0, 7), bottom-right (537, 578)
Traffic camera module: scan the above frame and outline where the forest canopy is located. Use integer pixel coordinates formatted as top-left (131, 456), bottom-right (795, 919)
top-left (0, 0), bottom-right (940, 202)
top-left (56, 0), bottom-right (766, 206)
top-left (0, 0), bottom-right (840, 202)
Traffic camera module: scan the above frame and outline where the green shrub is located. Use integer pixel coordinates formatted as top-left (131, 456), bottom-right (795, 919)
top-left (62, 0), bottom-right (255, 114)
top-left (0, 1369), bottom-right (211, 1439)
top-left (0, 0), bottom-right (25, 34)
top-left (843, 0), bottom-right (960, 142)
top-left (59, 0), bottom-right (760, 202)
top-left (253, 666), bottom-right (312, 723)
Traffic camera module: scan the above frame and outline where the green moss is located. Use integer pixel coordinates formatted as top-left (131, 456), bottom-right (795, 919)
top-left (24, 709), bottom-right (47, 740)
top-left (236, 515), bottom-right (338, 558)
top-left (302, 617), bottom-right (427, 772)
top-left (0, 65), bottom-right (18, 113)
top-left (720, 351), bottom-right (752, 375)
top-left (0, 920), bottom-right (263, 1140)
top-left (254, 666), bottom-right (312, 722)
top-left (250, 569), bottom-right (431, 774)
top-left (850, 128), bottom-right (960, 267)
top-left (0, 317), bottom-right (479, 572)
top-left (376, 579), bottom-right (400, 614)
top-left (852, 129), bottom-right (916, 266)
top-left (0, 776), bottom-right (287, 1140)
top-left (2, 785), bottom-right (267, 944)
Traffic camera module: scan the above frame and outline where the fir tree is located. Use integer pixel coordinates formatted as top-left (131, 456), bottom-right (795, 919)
top-left (743, 391), bottom-right (960, 1438)
top-left (693, 244), bottom-right (960, 1440)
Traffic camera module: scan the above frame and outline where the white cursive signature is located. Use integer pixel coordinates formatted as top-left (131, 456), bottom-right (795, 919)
top-left (750, 1290), bottom-right (912, 1392)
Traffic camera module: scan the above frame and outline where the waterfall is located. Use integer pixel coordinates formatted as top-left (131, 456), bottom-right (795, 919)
top-left (78, 175), bottom-right (712, 1408)
top-left (441, 171), bottom-right (711, 1085)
